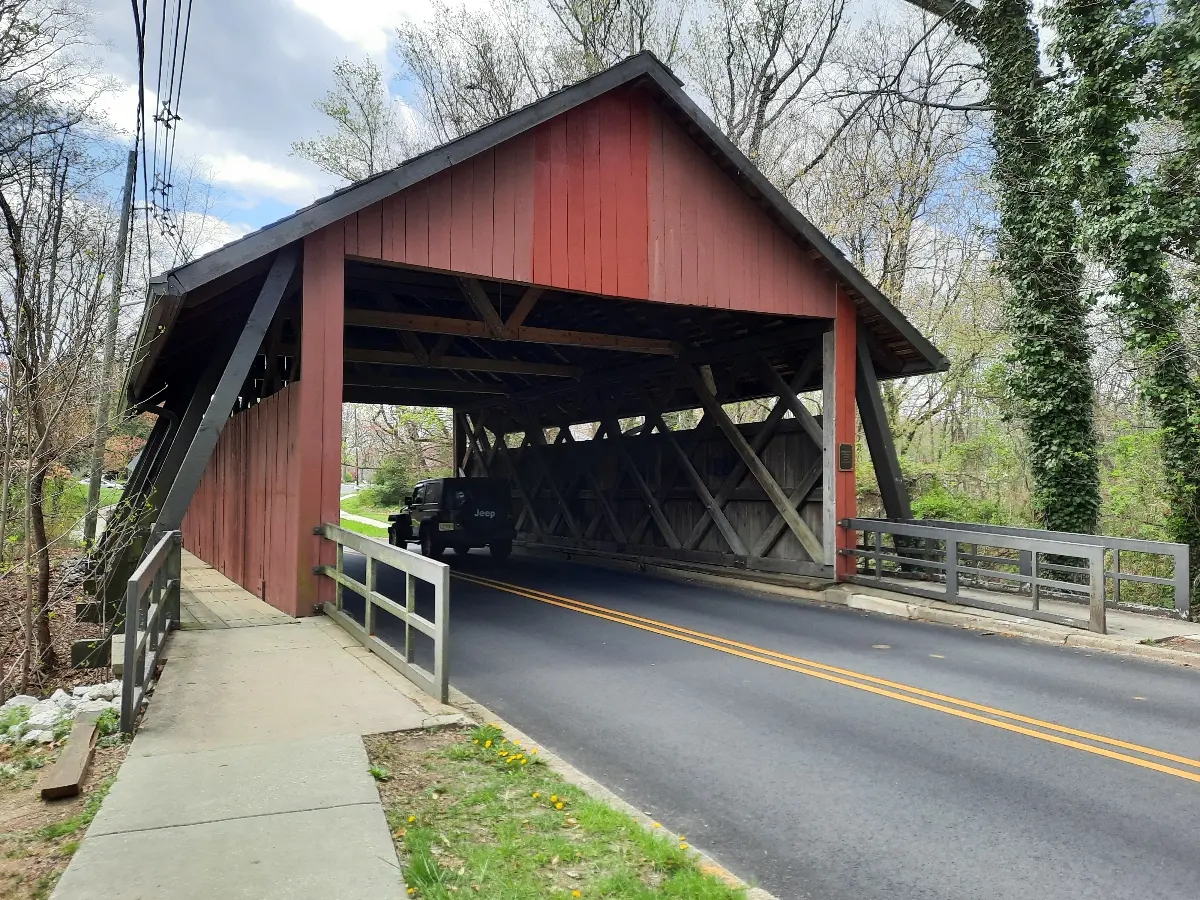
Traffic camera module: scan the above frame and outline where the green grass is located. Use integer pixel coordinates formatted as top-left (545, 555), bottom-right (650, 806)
top-left (340, 517), bottom-right (389, 539)
top-left (368, 724), bottom-right (747, 900)
top-left (340, 491), bottom-right (399, 523)
top-left (37, 776), bottom-right (114, 841)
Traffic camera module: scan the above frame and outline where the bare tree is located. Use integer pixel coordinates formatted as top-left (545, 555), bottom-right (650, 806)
top-left (292, 57), bottom-right (421, 183)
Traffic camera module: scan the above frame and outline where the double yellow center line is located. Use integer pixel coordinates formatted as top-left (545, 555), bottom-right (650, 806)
top-left (454, 571), bottom-right (1200, 784)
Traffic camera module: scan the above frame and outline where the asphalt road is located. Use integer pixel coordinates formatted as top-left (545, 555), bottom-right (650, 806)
top-left (343, 550), bottom-right (1200, 900)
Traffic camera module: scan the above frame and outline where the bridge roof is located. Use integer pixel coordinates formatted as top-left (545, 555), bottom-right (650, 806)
top-left (129, 52), bottom-right (945, 404)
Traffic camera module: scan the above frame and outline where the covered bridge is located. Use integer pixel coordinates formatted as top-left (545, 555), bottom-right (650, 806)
top-left (104, 52), bottom-right (944, 622)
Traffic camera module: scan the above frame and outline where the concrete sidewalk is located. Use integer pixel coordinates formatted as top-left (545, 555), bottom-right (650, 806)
top-left (54, 552), bottom-right (461, 900)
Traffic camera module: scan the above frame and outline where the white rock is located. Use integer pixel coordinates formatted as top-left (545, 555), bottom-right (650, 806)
top-left (5, 724), bottom-right (23, 740)
top-left (72, 699), bottom-right (112, 717)
top-left (21, 729), bottom-right (51, 743)
top-left (84, 682), bottom-right (119, 701)
top-left (71, 685), bottom-right (92, 698)
top-left (50, 689), bottom-right (71, 706)
top-left (2, 694), bottom-right (38, 710)
top-left (25, 707), bottom-right (63, 729)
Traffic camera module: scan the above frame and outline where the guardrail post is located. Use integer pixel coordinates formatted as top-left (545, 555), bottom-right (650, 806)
top-left (364, 556), bottom-right (375, 637)
top-left (945, 539), bottom-right (958, 599)
top-left (1089, 548), bottom-right (1106, 633)
top-left (335, 541), bottom-right (344, 611)
top-left (1172, 547), bottom-right (1190, 618)
top-left (165, 533), bottom-right (181, 628)
top-left (1111, 548), bottom-right (1121, 607)
top-left (121, 579), bottom-right (139, 734)
top-left (434, 564), bottom-right (450, 703)
top-left (873, 528), bottom-right (882, 578)
top-left (404, 573), bottom-right (415, 664)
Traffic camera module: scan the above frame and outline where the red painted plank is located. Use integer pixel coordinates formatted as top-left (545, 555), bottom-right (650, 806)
top-left (427, 170), bottom-right (453, 270)
top-left (548, 116), bottom-right (568, 288)
top-left (676, 127), bottom-right (698, 306)
top-left (711, 173), bottom-right (731, 309)
top-left (450, 161), bottom-right (474, 272)
top-left (646, 104), bottom-right (665, 301)
top-left (661, 112), bottom-right (682, 303)
top-left (343, 211), bottom-right (358, 257)
top-left (598, 95), bottom-right (620, 296)
top-left (283, 380), bottom-right (299, 615)
top-left (492, 141), bottom-right (516, 280)
top-left (694, 142), bottom-right (714, 307)
top-left (532, 125), bottom-right (553, 284)
top-left (582, 102), bottom-right (602, 294)
top-left (624, 93), bottom-right (650, 299)
top-left (405, 184), bottom-right (429, 267)
top-left (564, 109), bottom-right (586, 291)
top-left (611, 94), bottom-right (639, 298)
top-left (512, 131), bottom-right (535, 282)
top-left (381, 193), bottom-right (403, 262)
top-left (834, 286), bottom-right (858, 576)
top-left (357, 202), bottom-right (383, 259)
top-left (471, 150), bottom-right (495, 277)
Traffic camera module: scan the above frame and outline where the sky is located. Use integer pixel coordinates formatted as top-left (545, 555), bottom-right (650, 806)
top-left (89, 0), bottom-right (440, 246)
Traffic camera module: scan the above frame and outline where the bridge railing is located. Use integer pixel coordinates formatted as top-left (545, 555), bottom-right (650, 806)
top-left (315, 523), bottom-right (450, 703)
top-left (841, 518), bottom-right (1113, 632)
top-left (121, 530), bottom-right (181, 733)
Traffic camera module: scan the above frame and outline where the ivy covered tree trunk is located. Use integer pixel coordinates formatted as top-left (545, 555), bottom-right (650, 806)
top-left (1049, 0), bottom-right (1200, 598)
top-left (969, 0), bottom-right (1100, 533)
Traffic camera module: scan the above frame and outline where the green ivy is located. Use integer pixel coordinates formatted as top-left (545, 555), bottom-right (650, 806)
top-left (1046, 0), bottom-right (1200, 591)
top-left (966, 0), bottom-right (1100, 533)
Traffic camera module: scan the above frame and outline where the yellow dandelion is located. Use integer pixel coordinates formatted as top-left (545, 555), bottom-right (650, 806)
top-left (473, 739), bottom-right (479, 744)
top-left (680, 842), bottom-right (689, 850)
top-left (484, 740), bottom-right (492, 748)
top-left (514, 739), bottom-right (521, 746)
top-left (521, 759), bottom-right (528, 765)
top-left (572, 892), bottom-right (581, 898)
top-left (408, 816), bottom-right (416, 823)
top-left (651, 822), bottom-right (661, 828)
top-left (531, 749), bottom-right (538, 755)
top-left (550, 795), bottom-right (558, 802)
top-left (555, 802), bottom-right (564, 810)
top-left (532, 792), bottom-right (540, 799)
top-left (407, 889), bottom-right (415, 896)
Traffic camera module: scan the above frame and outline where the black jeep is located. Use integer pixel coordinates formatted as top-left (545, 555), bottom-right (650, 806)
top-left (388, 477), bottom-right (515, 560)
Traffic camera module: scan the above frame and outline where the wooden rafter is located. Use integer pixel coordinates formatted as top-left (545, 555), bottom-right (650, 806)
top-left (398, 331), bottom-right (429, 363)
top-left (343, 348), bottom-right (582, 378)
top-left (345, 308), bottom-right (682, 356)
top-left (504, 287), bottom-right (543, 335)
top-left (683, 365), bottom-right (824, 562)
top-left (343, 373), bottom-right (509, 394)
top-left (458, 277), bottom-right (506, 336)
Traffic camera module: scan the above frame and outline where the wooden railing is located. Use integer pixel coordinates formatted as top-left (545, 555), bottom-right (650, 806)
top-left (120, 530), bottom-right (181, 733)
top-left (315, 523), bottom-right (450, 703)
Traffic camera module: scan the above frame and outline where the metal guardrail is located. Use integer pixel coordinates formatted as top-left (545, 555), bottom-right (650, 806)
top-left (315, 523), bottom-right (450, 703)
top-left (841, 518), bottom-right (1109, 632)
top-left (120, 530), bottom-right (181, 733)
top-left (913, 519), bottom-right (1190, 617)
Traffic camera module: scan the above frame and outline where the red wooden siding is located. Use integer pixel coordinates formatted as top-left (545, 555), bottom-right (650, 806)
top-left (181, 382), bottom-right (301, 615)
top-left (344, 90), bottom-right (835, 318)
top-left (833, 287), bottom-right (858, 578)
top-left (295, 224), bottom-right (345, 611)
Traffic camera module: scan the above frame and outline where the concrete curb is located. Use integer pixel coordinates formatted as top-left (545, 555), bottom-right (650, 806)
top-left (448, 687), bottom-right (779, 900)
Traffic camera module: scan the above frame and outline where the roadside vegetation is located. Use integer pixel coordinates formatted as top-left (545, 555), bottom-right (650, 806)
top-left (0, 710), bottom-right (129, 898)
top-left (340, 517), bottom-right (390, 540)
top-left (367, 724), bottom-right (747, 900)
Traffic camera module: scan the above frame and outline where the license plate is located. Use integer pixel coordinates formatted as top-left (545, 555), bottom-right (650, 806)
top-left (438, 522), bottom-right (455, 532)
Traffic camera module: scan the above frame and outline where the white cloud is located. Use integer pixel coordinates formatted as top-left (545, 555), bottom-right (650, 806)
top-left (291, 0), bottom-right (430, 56)
top-left (200, 152), bottom-right (322, 206)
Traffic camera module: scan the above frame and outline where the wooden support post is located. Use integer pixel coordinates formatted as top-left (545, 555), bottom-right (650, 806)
top-left (822, 290), bottom-right (858, 578)
top-left (856, 333), bottom-right (912, 520)
top-left (453, 411), bottom-right (467, 476)
top-left (294, 226), bottom-right (345, 614)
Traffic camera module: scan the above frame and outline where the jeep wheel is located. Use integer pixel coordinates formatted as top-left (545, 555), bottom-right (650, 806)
top-left (420, 528), bottom-right (444, 560)
top-left (489, 539), bottom-right (512, 561)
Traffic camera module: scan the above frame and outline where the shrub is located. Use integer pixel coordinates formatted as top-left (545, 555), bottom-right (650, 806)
top-left (364, 455), bottom-right (414, 507)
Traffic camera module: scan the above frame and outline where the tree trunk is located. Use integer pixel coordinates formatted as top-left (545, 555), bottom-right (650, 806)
top-left (968, 0), bottom-right (1099, 533)
top-left (28, 463), bottom-right (55, 671)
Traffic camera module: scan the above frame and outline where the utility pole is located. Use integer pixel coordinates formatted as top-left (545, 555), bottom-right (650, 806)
top-left (83, 148), bottom-right (138, 547)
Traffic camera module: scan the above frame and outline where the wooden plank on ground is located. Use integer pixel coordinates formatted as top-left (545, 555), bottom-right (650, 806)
top-left (39, 713), bottom-right (100, 800)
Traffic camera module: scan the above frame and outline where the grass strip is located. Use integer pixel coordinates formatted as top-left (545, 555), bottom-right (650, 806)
top-left (367, 724), bottom-right (746, 900)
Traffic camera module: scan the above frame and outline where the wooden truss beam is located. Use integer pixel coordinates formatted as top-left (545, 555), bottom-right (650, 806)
top-left (601, 415), bottom-right (682, 550)
top-left (521, 415), bottom-right (582, 538)
top-left (458, 277), bottom-right (506, 336)
top-left (683, 365), bottom-right (824, 562)
top-left (343, 348), bottom-right (581, 378)
top-left (345, 308), bottom-right (682, 356)
top-left (342, 373), bottom-right (509, 394)
top-left (503, 287), bottom-right (543, 335)
top-left (471, 413), bottom-right (545, 536)
top-left (856, 333), bottom-right (912, 519)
